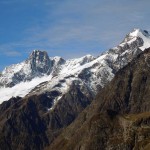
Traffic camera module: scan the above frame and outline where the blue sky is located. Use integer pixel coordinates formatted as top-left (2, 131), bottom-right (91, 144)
top-left (0, 0), bottom-right (150, 70)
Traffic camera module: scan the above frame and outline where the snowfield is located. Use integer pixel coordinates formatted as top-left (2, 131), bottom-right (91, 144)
top-left (0, 75), bottom-right (52, 104)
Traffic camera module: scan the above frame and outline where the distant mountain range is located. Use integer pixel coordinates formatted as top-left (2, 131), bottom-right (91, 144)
top-left (0, 28), bottom-right (150, 104)
top-left (0, 28), bottom-right (150, 150)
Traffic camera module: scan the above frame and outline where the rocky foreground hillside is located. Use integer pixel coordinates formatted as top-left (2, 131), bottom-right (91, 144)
top-left (49, 48), bottom-right (150, 150)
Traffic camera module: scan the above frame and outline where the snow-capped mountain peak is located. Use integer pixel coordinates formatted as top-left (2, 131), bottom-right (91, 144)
top-left (129, 29), bottom-right (150, 50)
top-left (1, 28), bottom-right (150, 105)
top-left (129, 28), bottom-right (150, 37)
top-left (0, 50), bottom-right (53, 87)
top-left (121, 28), bottom-right (150, 51)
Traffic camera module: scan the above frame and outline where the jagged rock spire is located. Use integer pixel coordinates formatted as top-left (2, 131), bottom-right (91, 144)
top-left (28, 50), bottom-right (52, 74)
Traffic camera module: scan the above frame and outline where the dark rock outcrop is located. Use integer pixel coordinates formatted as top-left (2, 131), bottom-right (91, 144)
top-left (28, 50), bottom-right (52, 75)
top-left (0, 83), bottom-right (93, 150)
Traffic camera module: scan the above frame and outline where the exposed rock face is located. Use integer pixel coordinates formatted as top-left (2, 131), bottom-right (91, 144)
top-left (48, 48), bottom-right (150, 150)
top-left (28, 50), bottom-right (52, 75)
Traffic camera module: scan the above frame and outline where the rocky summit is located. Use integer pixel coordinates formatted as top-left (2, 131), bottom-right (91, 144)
top-left (0, 29), bottom-right (150, 150)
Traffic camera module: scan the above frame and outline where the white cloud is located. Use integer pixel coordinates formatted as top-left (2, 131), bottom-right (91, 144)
top-left (4, 51), bottom-right (21, 57)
